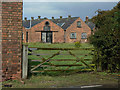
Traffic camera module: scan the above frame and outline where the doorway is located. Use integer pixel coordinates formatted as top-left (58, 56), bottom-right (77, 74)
top-left (41, 32), bottom-right (52, 43)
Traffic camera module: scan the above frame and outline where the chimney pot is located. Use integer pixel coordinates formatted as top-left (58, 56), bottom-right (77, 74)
top-left (86, 16), bottom-right (89, 22)
top-left (31, 17), bottom-right (34, 20)
top-left (44, 17), bottom-right (47, 19)
top-left (24, 17), bottom-right (27, 21)
top-left (68, 15), bottom-right (71, 18)
top-left (38, 16), bottom-right (41, 19)
top-left (52, 17), bottom-right (54, 19)
top-left (60, 16), bottom-right (62, 19)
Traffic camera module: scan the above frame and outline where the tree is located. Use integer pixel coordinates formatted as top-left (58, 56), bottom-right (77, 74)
top-left (89, 2), bottom-right (120, 72)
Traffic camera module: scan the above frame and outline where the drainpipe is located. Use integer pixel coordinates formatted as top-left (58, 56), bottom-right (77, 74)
top-left (64, 30), bottom-right (66, 43)
top-left (30, 20), bottom-right (31, 28)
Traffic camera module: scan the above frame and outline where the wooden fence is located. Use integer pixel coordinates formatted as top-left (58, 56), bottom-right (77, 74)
top-left (28, 47), bottom-right (95, 74)
top-left (22, 45), bottom-right (28, 79)
top-left (22, 45), bottom-right (95, 79)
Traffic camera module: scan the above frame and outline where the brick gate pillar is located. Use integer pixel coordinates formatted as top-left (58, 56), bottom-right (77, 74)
top-left (1, 1), bottom-right (23, 81)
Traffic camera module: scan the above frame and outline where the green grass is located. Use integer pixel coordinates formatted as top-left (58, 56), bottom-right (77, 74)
top-left (2, 43), bottom-right (118, 88)
top-left (2, 72), bottom-right (118, 88)
top-left (33, 50), bottom-right (59, 54)
top-left (28, 54), bottom-right (93, 60)
top-left (32, 50), bottom-right (92, 55)
top-left (26, 42), bottom-right (94, 48)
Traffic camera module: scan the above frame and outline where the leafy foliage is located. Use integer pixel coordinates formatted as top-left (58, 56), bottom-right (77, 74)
top-left (74, 41), bottom-right (81, 48)
top-left (89, 2), bottom-right (120, 72)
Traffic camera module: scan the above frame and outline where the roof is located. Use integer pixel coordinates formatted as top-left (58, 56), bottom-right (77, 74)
top-left (23, 17), bottom-right (79, 30)
top-left (85, 21), bottom-right (95, 30)
top-left (23, 20), bottom-right (30, 28)
top-left (50, 17), bottom-right (79, 30)
top-left (23, 19), bottom-right (44, 28)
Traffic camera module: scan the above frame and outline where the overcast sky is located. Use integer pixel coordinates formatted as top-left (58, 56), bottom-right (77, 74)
top-left (24, 0), bottom-right (119, 2)
top-left (23, 2), bottom-right (118, 21)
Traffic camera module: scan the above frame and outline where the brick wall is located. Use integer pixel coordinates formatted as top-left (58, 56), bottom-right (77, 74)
top-left (23, 19), bottom-right (64, 43)
top-left (23, 17), bottom-right (91, 43)
top-left (65, 17), bottom-right (91, 43)
top-left (2, 2), bottom-right (23, 81)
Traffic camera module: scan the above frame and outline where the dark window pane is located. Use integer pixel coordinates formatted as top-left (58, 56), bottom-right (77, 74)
top-left (70, 33), bottom-right (76, 39)
top-left (81, 33), bottom-right (87, 39)
top-left (22, 32), bottom-right (24, 40)
top-left (77, 21), bottom-right (81, 27)
top-left (26, 32), bottom-right (28, 42)
top-left (45, 21), bottom-right (49, 26)
top-left (44, 26), bottom-right (50, 31)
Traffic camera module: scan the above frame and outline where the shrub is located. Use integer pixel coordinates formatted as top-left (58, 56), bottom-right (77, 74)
top-left (89, 2), bottom-right (120, 72)
top-left (74, 41), bottom-right (81, 48)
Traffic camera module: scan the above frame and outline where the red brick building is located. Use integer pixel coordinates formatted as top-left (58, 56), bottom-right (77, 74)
top-left (23, 15), bottom-right (93, 43)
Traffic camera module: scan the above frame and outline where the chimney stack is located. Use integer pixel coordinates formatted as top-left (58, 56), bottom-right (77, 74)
top-left (31, 17), bottom-right (34, 20)
top-left (38, 16), bottom-right (41, 19)
top-left (60, 16), bottom-right (62, 19)
top-left (68, 15), bottom-right (71, 18)
top-left (24, 17), bottom-right (27, 21)
top-left (86, 16), bottom-right (89, 22)
top-left (52, 17), bottom-right (54, 19)
top-left (44, 17), bottom-right (47, 19)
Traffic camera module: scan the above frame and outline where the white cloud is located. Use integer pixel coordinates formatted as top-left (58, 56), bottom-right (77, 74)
top-left (24, 0), bottom-right (119, 2)
top-left (24, 3), bottom-right (65, 18)
top-left (23, 2), bottom-right (118, 20)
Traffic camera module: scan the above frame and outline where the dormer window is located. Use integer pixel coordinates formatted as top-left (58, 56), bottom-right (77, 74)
top-left (44, 21), bottom-right (50, 31)
top-left (77, 21), bottom-right (81, 28)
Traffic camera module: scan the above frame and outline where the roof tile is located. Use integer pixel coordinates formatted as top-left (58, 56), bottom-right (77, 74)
top-left (23, 17), bottom-right (79, 30)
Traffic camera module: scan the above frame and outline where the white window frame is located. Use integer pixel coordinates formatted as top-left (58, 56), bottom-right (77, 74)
top-left (81, 33), bottom-right (87, 39)
top-left (77, 21), bottom-right (81, 28)
top-left (70, 32), bottom-right (76, 39)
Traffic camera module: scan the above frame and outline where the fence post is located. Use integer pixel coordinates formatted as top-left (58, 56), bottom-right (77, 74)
top-left (22, 45), bottom-right (28, 79)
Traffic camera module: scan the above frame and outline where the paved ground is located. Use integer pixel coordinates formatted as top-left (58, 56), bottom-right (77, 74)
top-left (61, 84), bottom-right (119, 89)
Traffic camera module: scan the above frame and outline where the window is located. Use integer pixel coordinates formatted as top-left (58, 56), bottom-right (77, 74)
top-left (77, 21), bottom-right (81, 28)
top-left (22, 32), bottom-right (24, 40)
top-left (70, 33), bottom-right (76, 39)
top-left (26, 32), bottom-right (28, 42)
top-left (44, 26), bottom-right (50, 31)
top-left (45, 21), bottom-right (49, 26)
top-left (81, 33), bottom-right (87, 39)
top-left (44, 21), bottom-right (50, 31)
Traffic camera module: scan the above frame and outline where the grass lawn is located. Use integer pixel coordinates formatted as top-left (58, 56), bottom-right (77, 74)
top-left (2, 72), bottom-right (119, 88)
top-left (27, 42), bottom-right (94, 49)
